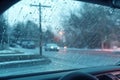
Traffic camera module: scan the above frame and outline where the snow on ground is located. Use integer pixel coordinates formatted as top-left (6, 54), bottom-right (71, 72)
top-left (0, 50), bottom-right (15, 54)
top-left (0, 57), bottom-right (78, 77)
top-left (9, 47), bottom-right (39, 54)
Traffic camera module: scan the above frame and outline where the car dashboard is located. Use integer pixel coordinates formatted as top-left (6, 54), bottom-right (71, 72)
top-left (96, 71), bottom-right (120, 80)
top-left (1, 65), bottom-right (120, 80)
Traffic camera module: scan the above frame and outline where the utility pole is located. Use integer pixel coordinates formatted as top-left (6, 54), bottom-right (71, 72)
top-left (30, 3), bottom-right (51, 56)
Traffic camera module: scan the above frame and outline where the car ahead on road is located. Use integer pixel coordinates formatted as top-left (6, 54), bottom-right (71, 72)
top-left (2, 0), bottom-right (120, 80)
top-left (44, 43), bottom-right (60, 51)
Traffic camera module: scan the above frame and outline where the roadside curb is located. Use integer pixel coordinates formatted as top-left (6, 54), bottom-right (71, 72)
top-left (65, 49), bottom-right (113, 54)
top-left (0, 56), bottom-right (51, 69)
top-left (0, 54), bottom-right (42, 62)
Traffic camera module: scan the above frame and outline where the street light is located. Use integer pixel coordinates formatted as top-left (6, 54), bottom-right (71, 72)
top-left (59, 31), bottom-right (63, 36)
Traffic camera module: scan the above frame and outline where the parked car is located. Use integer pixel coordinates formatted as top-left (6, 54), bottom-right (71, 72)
top-left (9, 43), bottom-right (16, 47)
top-left (16, 41), bottom-right (21, 45)
top-left (21, 41), bottom-right (36, 49)
top-left (44, 43), bottom-right (60, 51)
top-left (27, 41), bottom-right (36, 49)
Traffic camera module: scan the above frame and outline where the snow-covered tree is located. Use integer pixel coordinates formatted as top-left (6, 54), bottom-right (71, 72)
top-left (62, 3), bottom-right (120, 48)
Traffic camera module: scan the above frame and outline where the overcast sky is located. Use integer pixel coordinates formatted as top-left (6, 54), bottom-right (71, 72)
top-left (4, 0), bottom-right (82, 33)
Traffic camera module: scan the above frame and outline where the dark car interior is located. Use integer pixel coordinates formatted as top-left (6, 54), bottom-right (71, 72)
top-left (1, 0), bottom-right (120, 80)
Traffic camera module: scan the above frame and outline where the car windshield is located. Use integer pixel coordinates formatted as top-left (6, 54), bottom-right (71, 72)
top-left (0, 0), bottom-right (120, 76)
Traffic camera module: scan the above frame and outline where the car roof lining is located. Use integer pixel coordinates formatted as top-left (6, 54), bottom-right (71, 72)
top-left (0, 0), bottom-right (119, 14)
top-left (76, 0), bottom-right (114, 7)
top-left (0, 0), bottom-right (20, 14)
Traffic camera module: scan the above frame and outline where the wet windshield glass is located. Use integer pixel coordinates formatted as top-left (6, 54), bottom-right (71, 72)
top-left (0, 0), bottom-right (120, 76)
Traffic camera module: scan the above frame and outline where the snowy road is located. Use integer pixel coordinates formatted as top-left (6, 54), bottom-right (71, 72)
top-left (1, 47), bottom-right (120, 77)
top-left (43, 49), bottom-right (120, 67)
top-left (6, 47), bottom-right (120, 67)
